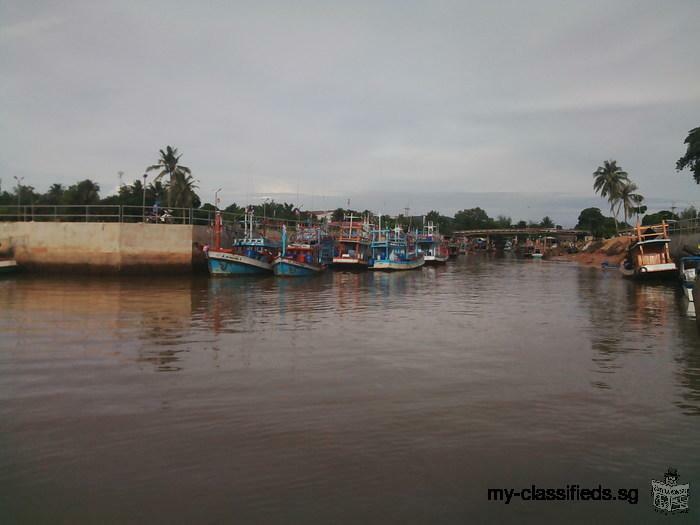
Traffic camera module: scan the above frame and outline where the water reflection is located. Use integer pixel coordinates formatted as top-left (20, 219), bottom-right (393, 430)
top-left (1, 264), bottom-right (699, 523)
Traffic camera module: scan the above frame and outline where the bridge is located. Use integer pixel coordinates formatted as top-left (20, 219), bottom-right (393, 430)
top-left (451, 228), bottom-right (589, 237)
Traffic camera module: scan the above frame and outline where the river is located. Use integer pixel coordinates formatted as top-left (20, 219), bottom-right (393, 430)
top-left (1, 256), bottom-right (698, 523)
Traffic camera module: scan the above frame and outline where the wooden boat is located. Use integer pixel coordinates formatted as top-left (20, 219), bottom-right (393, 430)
top-left (273, 225), bottom-right (334, 277)
top-left (206, 210), bottom-right (279, 275)
top-left (0, 259), bottom-right (18, 274)
top-left (369, 224), bottom-right (424, 271)
top-left (620, 222), bottom-right (677, 279)
top-left (679, 256), bottom-right (700, 301)
top-left (416, 222), bottom-right (449, 264)
top-left (331, 214), bottom-right (371, 270)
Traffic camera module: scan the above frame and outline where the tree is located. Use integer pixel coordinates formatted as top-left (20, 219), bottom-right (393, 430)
top-left (515, 220), bottom-right (527, 229)
top-left (493, 215), bottom-right (512, 229)
top-left (575, 207), bottom-right (617, 238)
top-left (62, 179), bottom-right (100, 205)
top-left (593, 160), bottom-right (629, 233)
top-left (618, 182), bottom-right (643, 225)
top-left (146, 146), bottom-right (191, 208)
top-left (453, 207), bottom-right (492, 230)
top-left (642, 210), bottom-right (679, 226)
top-left (224, 202), bottom-right (244, 215)
top-left (539, 216), bottom-right (555, 228)
top-left (679, 206), bottom-right (698, 220)
top-left (166, 171), bottom-right (200, 210)
top-left (676, 126), bottom-right (700, 183)
top-left (39, 183), bottom-right (66, 205)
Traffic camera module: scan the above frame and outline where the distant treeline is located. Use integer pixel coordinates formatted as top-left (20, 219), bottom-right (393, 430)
top-left (1, 178), bottom-right (695, 237)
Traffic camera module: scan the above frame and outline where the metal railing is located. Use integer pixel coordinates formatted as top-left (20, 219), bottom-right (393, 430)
top-left (668, 217), bottom-right (700, 236)
top-left (0, 204), bottom-right (324, 230)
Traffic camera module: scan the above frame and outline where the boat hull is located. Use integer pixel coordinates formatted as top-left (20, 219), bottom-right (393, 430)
top-left (207, 251), bottom-right (272, 275)
top-left (370, 257), bottom-right (425, 271)
top-left (331, 257), bottom-right (369, 270)
top-left (424, 255), bottom-right (448, 265)
top-left (683, 282), bottom-right (694, 301)
top-left (273, 258), bottom-right (324, 276)
top-left (620, 262), bottom-right (677, 280)
top-left (0, 260), bottom-right (18, 274)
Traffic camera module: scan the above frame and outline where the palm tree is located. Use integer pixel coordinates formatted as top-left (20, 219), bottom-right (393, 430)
top-left (146, 146), bottom-right (191, 208)
top-left (618, 182), bottom-right (643, 226)
top-left (593, 160), bottom-right (629, 233)
top-left (166, 171), bottom-right (198, 209)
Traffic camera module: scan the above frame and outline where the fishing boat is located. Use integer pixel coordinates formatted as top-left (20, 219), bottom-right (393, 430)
top-left (0, 259), bottom-right (18, 275)
top-left (679, 256), bottom-right (700, 301)
top-left (619, 222), bottom-right (677, 279)
top-left (272, 225), bottom-right (334, 276)
top-left (416, 222), bottom-right (449, 264)
top-left (369, 224), bottom-right (424, 271)
top-left (331, 214), bottom-right (371, 270)
top-left (206, 210), bottom-right (279, 275)
top-left (444, 235), bottom-right (459, 258)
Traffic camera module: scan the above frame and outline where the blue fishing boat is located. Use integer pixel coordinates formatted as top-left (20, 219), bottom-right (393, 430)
top-left (369, 224), bottom-right (424, 271)
top-left (272, 225), bottom-right (334, 277)
top-left (206, 210), bottom-right (279, 276)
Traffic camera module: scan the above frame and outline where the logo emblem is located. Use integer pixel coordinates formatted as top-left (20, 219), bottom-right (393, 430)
top-left (651, 468), bottom-right (689, 514)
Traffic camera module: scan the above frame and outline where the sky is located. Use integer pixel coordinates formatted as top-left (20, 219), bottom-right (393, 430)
top-left (1, 0), bottom-right (699, 226)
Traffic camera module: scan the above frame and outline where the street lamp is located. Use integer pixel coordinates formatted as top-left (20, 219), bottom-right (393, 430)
top-left (13, 175), bottom-right (24, 221)
top-left (142, 173), bottom-right (148, 222)
top-left (214, 188), bottom-right (223, 210)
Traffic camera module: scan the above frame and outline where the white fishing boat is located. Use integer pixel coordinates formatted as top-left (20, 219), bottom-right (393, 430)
top-left (679, 256), bottom-right (700, 301)
top-left (416, 222), bottom-right (449, 264)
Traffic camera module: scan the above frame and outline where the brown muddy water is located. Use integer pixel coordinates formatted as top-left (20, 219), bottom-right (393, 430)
top-left (1, 256), bottom-right (698, 524)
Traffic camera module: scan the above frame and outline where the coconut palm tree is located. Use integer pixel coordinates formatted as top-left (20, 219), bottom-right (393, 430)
top-left (593, 160), bottom-right (629, 233)
top-left (166, 171), bottom-right (198, 210)
top-left (618, 182), bottom-right (644, 226)
top-left (146, 146), bottom-right (191, 208)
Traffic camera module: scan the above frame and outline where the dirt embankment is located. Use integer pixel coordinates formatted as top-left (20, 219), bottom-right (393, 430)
top-left (570, 237), bottom-right (632, 267)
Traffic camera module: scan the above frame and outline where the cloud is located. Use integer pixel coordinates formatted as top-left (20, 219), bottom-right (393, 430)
top-left (1, 0), bottom-right (699, 222)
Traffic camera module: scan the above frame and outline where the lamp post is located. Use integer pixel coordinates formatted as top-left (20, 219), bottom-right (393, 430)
top-left (214, 188), bottom-right (223, 211)
top-left (142, 173), bottom-right (148, 222)
top-left (13, 175), bottom-right (24, 220)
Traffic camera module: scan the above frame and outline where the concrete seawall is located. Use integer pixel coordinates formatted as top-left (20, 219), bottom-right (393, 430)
top-left (0, 222), bottom-right (224, 274)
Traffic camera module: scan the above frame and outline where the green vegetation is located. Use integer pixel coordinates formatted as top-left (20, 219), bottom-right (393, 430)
top-left (676, 126), bottom-right (700, 183)
top-left (641, 210), bottom-right (678, 226)
top-left (574, 207), bottom-right (618, 238)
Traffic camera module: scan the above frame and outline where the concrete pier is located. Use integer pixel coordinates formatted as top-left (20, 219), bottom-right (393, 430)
top-left (0, 222), bottom-right (225, 274)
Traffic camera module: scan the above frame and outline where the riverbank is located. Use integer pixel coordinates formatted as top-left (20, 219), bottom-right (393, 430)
top-left (550, 237), bottom-right (632, 267)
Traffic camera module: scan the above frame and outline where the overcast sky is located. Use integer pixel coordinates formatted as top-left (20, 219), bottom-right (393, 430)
top-left (1, 0), bottom-right (699, 225)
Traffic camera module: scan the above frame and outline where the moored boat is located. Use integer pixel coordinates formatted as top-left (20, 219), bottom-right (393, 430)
top-left (369, 224), bottom-right (425, 271)
top-left (206, 209), bottom-right (279, 276)
top-left (0, 259), bottom-right (18, 274)
top-left (416, 222), bottom-right (449, 265)
top-left (272, 225), bottom-right (334, 277)
top-left (331, 214), bottom-right (371, 270)
top-left (620, 222), bottom-right (677, 279)
top-left (679, 256), bottom-right (700, 301)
